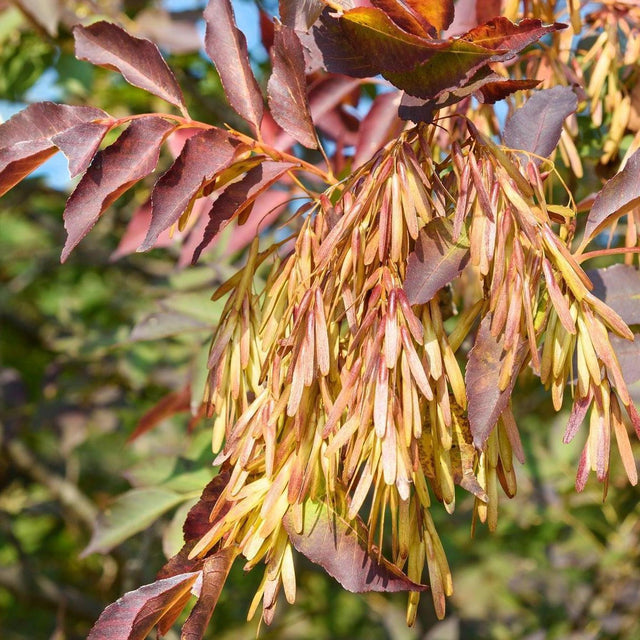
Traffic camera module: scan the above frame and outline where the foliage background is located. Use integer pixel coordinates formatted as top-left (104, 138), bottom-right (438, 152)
top-left (1, 1), bottom-right (639, 638)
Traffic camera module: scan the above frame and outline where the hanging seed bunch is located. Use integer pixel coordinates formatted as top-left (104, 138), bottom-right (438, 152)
top-left (190, 121), bottom-right (640, 624)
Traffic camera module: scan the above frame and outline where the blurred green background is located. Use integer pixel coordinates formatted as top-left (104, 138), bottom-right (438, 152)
top-left (1, 1), bottom-right (639, 639)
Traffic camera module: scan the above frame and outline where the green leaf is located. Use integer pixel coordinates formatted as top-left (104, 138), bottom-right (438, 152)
top-left (83, 488), bottom-right (188, 555)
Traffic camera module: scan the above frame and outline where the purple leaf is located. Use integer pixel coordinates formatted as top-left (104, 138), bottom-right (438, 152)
top-left (268, 23), bottom-right (317, 149)
top-left (73, 22), bottom-right (187, 115)
top-left (204, 0), bottom-right (264, 134)
top-left (62, 116), bottom-right (175, 262)
top-left (0, 102), bottom-right (106, 196)
top-left (403, 218), bottom-right (470, 305)
top-left (280, 0), bottom-right (324, 31)
top-left (181, 549), bottom-right (236, 640)
top-left (52, 121), bottom-right (113, 178)
top-left (588, 264), bottom-right (640, 325)
top-left (466, 315), bottom-right (527, 449)
top-left (503, 86), bottom-right (577, 161)
top-left (87, 572), bottom-right (199, 640)
top-left (192, 161), bottom-right (297, 263)
top-left (583, 150), bottom-right (640, 244)
top-left (611, 333), bottom-right (640, 386)
top-left (283, 500), bottom-right (427, 593)
top-left (140, 128), bottom-right (240, 251)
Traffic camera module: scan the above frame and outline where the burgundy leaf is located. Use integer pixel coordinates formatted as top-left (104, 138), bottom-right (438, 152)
top-left (403, 218), bottom-right (470, 305)
top-left (283, 500), bottom-right (427, 593)
top-left (354, 90), bottom-right (403, 168)
top-left (73, 22), bottom-right (187, 115)
top-left (0, 102), bottom-right (106, 196)
top-left (183, 469), bottom-right (231, 543)
top-left (140, 128), bottom-right (240, 251)
top-left (192, 161), bottom-right (297, 263)
top-left (52, 121), bottom-right (113, 178)
top-left (268, 22), bottom-right (317, 149)
top-left (87, 572), bottom-right (199, 640)
top-left (280, 0), bottom-right (324, 31)
top-left (466, 315), bottom-right (527, 449)
top-left (583, 150), bottom-right (640, 245)
top-left (476, 78), bottom-right (540, 103)
top-left (588, 264), bottom-right (640, 325)
top-left (62, 116), bottom-right (175, 262)
top-left (204, 0), bottom-right (264, 134)
top-left (181, 549), bottom-right (236, 640)
top-left (503, 86), bottom-right (577, 162)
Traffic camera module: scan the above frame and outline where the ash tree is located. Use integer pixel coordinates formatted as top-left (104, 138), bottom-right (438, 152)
top-left (2, 0), bottom-right (640, 637)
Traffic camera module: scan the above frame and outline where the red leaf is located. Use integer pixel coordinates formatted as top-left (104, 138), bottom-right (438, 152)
top-left (61, 116), bottom-right (175, 262)
top-left (127, 387), bottom-right (191, 443)
top-left (182, 470), bottom-right (231, 543)
top-left (87, 572), bottom-right (199, 640)
top-left (192, 161), bottom-right (297, 263)
top-left (204, 0), bottom-right (264, 134)
top-left (280, 0), bottom-right (324, 31)
top-left (73, 22), bottom-right (187, 115)
top-left (140, 128), bottom-right (240, 251)
top-left (583, 150), bottom-right (640, 245)
top-left (181, 549), bottom-right (236, 640)
top-left (503, 86), bottom-right (577, 162)
top-left (283, 500), bottom-right (427, 593)
top-left (465, 315), bottom-right (527, 449)
top-left (354, 91), bottom-right (403, 167)
top-left (52, 121), bottom-right (113, 178)
top-left (403, 218), bottom-right (470, 305)
top-left (268, 23), bottom-right (317, 149)
top-left (0, 102), bottom-right (106, 196)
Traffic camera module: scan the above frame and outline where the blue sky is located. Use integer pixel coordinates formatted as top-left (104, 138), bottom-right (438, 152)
top-left (0, 0), bottom-right (263, 190)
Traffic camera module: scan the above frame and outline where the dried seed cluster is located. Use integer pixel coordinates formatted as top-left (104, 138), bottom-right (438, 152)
top-left (193, 123), bottom-right (639, 624)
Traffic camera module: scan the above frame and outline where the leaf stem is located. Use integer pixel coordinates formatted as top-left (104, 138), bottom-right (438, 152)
top-left (576, 246), bottom-right (640, 263)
